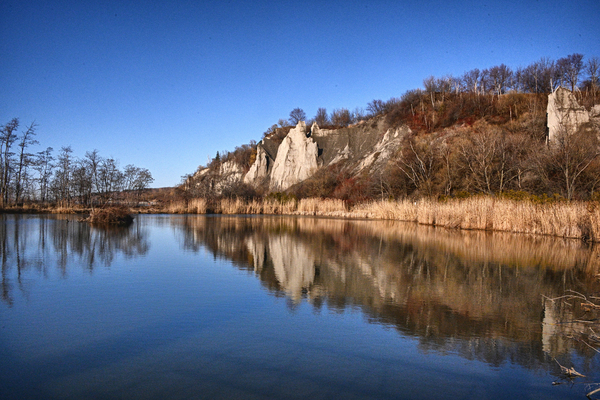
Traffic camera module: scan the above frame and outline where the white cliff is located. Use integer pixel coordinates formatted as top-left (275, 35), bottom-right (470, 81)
top-left (243, 144), bottom-right (269, 185)
top-left (269, 121), bottom-right (319, 191)
top-left (547, 87), bottom-right (590, 142)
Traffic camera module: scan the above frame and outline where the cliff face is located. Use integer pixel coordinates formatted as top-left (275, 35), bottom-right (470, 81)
top-left (240, 118), bottom-right (410, 192)
top-left (269, 121), bottom-right (319, 191)
top-left (547, 87), bottom-right (591, 141)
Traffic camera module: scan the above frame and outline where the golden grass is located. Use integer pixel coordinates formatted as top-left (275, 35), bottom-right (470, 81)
top-left (354, 197), bottom-right (600, 241)
top-left (296, 198), bottom-right (346, 215)
top-left (140, 196), bottom-right (600, 242)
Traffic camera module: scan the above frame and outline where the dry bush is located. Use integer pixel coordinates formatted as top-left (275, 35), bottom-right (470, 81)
top-left (87, 206), bottom-right (133, 225)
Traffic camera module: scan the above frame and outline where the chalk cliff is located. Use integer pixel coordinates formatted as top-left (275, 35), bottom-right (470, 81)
top-left (185, 115), bottom-right (412, 194)
top-left (239, 117), bottom-right (410, 192)
top-left (547, 87), bottom-right (594, 142)
top-left (269, 121), bottom-right (319, 191)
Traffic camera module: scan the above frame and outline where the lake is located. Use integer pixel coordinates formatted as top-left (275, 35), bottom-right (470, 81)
top-left (1, 214), bottom-right (599, 399)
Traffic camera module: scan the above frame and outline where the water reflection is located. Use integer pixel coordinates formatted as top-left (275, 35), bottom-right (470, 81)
top-left (0, 214), bottom-right (149, 306)
top-left (171, 215), bottom-right (600, 373)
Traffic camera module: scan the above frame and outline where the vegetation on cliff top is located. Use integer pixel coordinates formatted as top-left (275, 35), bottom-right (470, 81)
top-left (182, 53), bottom-right (600, 206)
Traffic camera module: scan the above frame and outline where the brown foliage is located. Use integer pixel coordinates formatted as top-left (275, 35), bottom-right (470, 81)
top-left (86, 206), bottom-right (133, 225)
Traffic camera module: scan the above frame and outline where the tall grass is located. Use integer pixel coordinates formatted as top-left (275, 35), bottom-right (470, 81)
top-left (355, 198), bottom-right (600, 241)
top-left (157, 196), bottom-right (600, 242)
top-left (296, 198), bottom-right (346, 215)
top-left (165, 198), bottom-right (207, 214)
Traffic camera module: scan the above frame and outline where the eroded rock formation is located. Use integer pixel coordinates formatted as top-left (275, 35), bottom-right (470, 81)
top-left (269, 121), bottom-right (319, 191)
top-left (547, 87), bottom-right (591, 142)
top-left (188, 116), bottom-right (410, 194)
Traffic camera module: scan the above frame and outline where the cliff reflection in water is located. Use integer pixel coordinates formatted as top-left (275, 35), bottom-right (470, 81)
top-left (173, 215), bottom-right (600, 371)
top-left (0, 215), bottom-right (149, 306)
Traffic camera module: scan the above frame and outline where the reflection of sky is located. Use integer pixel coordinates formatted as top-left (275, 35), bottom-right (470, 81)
top-left (0, 215), bottom-right (597, 399)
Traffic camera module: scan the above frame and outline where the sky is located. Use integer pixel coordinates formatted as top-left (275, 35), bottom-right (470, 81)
top-left (1, 0), bottom-right (599, 188)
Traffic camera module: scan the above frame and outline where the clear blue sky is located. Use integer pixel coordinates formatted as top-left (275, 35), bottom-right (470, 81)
top-left (2, 0), bottom-right (599, 188)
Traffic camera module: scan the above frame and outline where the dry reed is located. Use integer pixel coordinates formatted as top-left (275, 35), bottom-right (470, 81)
top-left (296, 198), bottom-right (346, 215)
top-left (354, 198), bottom-right (600, 241)
top-left (155, 196), bottom-right (600, 242)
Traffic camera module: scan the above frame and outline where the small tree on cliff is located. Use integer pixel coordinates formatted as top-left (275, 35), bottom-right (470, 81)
top-left (288, 108), bottom-right (306, 125)
top-left (314, 108), bottom-right (329, 126)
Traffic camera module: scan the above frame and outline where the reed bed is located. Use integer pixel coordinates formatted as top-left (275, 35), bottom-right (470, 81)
top-left (354, 198), bottom-right (600, 241)
top-left (296, 198), bottom-right (347, 215)
top-left (155, 196), bottom-right (600, 241)
top-left (164, 199), bottom-right (207, 214)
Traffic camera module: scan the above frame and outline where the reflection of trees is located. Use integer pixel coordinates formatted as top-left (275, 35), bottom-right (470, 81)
top-left (172, 215), bottom-right (600, 373)
top-left (0, 215), bottom-right (149, 306)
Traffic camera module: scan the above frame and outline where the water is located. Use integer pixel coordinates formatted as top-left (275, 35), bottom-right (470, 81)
top-left (1, 214), bottom-right (599, 399)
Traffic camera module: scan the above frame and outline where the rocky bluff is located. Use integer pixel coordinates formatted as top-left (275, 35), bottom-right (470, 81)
top-left (190, 117), bottom-right (411, 194)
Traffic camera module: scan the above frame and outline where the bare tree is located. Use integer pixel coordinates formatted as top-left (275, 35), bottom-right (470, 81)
top-left (0, 118), bottom-right (19, 205)
top-left (367, 99), bottom-right (385, 116)
top-left (330, 108), bottom-right (352, 127)
top-left (71, 160), bottom-right (93, 205)
top-left (538, 125), bottom-right (600, 200)
top-left (53, 146), bottom-right (74, 205)
top-left (288, 108), bottom-right (306, 125)
top-left (488, 64), bottom-right (513, 96)
top-left (456, 123), bottom-right (528, 194)
top-left (423, 76), bottom-right (437, 107)
top-left (14, 122), bottom-right (39, 204)
top-left (584, 56), bottom-right (599, 102)
top-left (314, 107), bottom-right (329, 126)
top-left (33, 147), bottom-right (54, 203)
top-left (557, 53), bottom-right (585, 92)
top-left (396, 135), bottom-right (442, 196)
top-left (97, 158), bottom-right (124, 202)
top-left (462, 68), bottom-right (481, 94)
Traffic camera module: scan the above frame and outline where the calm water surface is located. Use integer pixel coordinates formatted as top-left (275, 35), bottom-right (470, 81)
top-left (1, 214), bottom-right (599, 399)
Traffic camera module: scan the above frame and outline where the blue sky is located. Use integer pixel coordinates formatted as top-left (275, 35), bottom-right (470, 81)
top-left (1, 0), bottom-right (599, 188)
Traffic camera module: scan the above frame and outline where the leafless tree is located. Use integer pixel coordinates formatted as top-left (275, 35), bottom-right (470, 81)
top-left (52, 146), bottom-right (74, 205)
top-left (14, 122), bottom-right (38, 204)
top-left (33, 147), bottom-right (53, 203)
top-left (330, 108), bottom-right (352, 127)
top-left (461, 69), bottom-right (481, 94)
top-left (367, 99), bottom-right (385, 116)
top-left (288, 108), bottom-right (306, 125)
top-left (0, 118), bottom-right (19, 205)
top-left (487, 64), bottom-right (513, 96)
top-left (557, 53), bottom-right (585, 92)
top-left (396, 134), bottom-right (443, 197)
top-left (538, 125), bottom-right (600, 200)
top-left (314, 107), bottom-right (329, 126)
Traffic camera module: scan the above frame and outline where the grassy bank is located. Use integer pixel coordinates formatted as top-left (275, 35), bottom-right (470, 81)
top-left (5, 197), bottom-right (600, 242)
top-left (354, 198), bottom-right (600, 241)
top-left (163, 197), bottom-right (600, 242)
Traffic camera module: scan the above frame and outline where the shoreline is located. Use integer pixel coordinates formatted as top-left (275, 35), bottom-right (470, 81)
top-left (5, 197), bottom-right (598, 242)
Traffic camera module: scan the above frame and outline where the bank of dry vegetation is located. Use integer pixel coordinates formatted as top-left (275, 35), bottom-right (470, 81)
top-left (161, 196), bottom-right (600, 242)
top-left (165, 55), bottom-right (600, 242)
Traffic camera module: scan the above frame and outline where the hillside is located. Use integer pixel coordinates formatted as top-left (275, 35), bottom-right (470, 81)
top-left (181, 87), bottom-right (600, 205)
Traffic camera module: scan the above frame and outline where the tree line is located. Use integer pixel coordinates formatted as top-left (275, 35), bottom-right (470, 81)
top-left (187, 53), bottom-right (600, 204)
top-left (265, 53), bottom-right (598, 135)
top-left (0, 118), bottom-right (154, 207)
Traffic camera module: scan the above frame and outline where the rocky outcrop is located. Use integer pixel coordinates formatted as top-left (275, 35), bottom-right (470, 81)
top-left (547, 87), bottom-right (591, 142)
top-left (243, 144), bottom-right (269, 185)
top-left (269, 121), bottom-right (319, 191)
top-left (190, 116), bottom-right (410, 194)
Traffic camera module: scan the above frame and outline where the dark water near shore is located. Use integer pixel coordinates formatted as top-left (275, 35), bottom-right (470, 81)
top-left (1, 214), bottom-right (599, 399)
